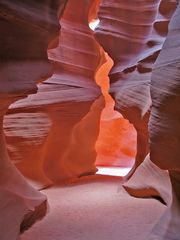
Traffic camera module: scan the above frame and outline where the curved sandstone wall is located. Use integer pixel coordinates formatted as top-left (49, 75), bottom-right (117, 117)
top-left (95, 0), bottom-right (177, 176)
top-left (0, 1), bottom-right (66, 239)
top-left (5, 0), bottom-right (105, 185)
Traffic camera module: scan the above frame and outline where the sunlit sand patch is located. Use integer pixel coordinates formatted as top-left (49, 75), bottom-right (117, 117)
top-left (97, 167), bottom-right (131, 177)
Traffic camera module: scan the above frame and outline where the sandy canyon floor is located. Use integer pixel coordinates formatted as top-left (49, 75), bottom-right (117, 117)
top-left (21, 174), bottom-right (165, 240)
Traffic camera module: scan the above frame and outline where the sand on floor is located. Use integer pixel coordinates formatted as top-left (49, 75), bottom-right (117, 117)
top-left (21, 175), bottom-right (165, 240)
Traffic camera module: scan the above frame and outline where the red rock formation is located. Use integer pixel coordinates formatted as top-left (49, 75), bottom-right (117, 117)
top-left (0, 0), bottom-right (66, 239)
top-left (95, 52), bottom-right (137, 167)
top-left (95, 0), bottom-right (177, 177)
top-left (1, 0), bottom-right (180, 239)
top-left (40, 0), bottom-right (105, 183)
top-left (6, 0), bottom-right (105, 185)
top-left (4, 0), bottom-right (136, 185)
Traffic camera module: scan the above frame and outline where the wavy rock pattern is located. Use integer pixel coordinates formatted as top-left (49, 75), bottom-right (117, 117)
top-left (0, 1), bottom-right (65, 239)
top-left (95, 0), bottom-right (177, 177)
top-left (1, 1), bottom-right (180, 239)
top-left (148, 3), bottom-right (180, 236)
top-left (149, 1), bottom-right (180, 170)
top-left (5, 0), bottom-right (104, 185)
top-left (114, 1), bottom-right (180, 238)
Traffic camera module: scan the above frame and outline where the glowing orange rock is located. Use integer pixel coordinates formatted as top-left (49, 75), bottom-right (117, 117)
top-left (95, 54), bottom-right (136, 167)
top-left (7, 0), bottom-right (105, 184)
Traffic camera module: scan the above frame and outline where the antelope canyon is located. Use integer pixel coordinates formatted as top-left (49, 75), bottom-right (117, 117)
top-left (0, 0), bottom-right (180, 240)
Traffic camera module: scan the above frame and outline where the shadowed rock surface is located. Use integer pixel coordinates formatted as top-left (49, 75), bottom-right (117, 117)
top-left (0, 1), bottom-right (66, 239)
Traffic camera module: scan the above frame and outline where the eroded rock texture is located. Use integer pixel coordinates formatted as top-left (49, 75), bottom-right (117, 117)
top-left (95, 0), bottom-right (177, 176)
top-left (1, 0), bottom-right (180, 239)
top-left (122, 2), bottom-right (180, 239)
top-left (5, 0), bottom-right (104, 185)
top-left (148, 3), bottom-right (180, 237)
top-left (149, 1), bottom-right (180, 171)
top-left (0, 1), bottom-right (66, 239)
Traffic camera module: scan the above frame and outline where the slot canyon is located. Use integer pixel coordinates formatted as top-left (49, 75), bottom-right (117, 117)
top-left (0, 0), bottom-right (180, 239)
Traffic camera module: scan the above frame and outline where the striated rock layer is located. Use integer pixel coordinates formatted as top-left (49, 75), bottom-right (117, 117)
top-left (149, 1), bottom-right (180, 171)
top-left (41, 0), bottom-right (105, 183)
top-left (123, 2), bottom-right (180, 239)
top-left (0, 1), bottom-right (66, 239)
top-left (148, 2), bottom-right (180, 237)
top-left (6, 0), bottom-right (105, 185)
top-left (1, 0), bottom-right (180, 239)
top-left (4, 0), bottom-right (136, 185)
top-left (95, 0), bottom-right (177, 176)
